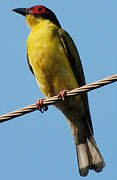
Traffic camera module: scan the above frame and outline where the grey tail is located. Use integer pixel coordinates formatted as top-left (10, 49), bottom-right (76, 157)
top-left (76, 136), bottom-right (105, 176)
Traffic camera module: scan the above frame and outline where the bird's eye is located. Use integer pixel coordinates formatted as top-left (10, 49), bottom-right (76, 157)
top-left (38, 7), bottom-right (42, 12)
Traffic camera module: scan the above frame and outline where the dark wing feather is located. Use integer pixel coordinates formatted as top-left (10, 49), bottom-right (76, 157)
top-left (27, 54), bottom-right (34, 76)
top-left (58, 29), bottom-right (93, 134)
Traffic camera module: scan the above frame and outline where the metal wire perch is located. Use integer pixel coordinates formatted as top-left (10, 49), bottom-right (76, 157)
top-left (0, 74), bottom-right (117, 123)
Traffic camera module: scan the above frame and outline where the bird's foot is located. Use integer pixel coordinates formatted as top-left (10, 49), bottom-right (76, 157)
top-left (57, 90), bottom-right (68, 101)
top-left (36, 98), bottom-right (48, 113)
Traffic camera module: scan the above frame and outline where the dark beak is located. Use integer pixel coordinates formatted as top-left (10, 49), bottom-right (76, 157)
top-left (12, 8), bottom-right (31, 16)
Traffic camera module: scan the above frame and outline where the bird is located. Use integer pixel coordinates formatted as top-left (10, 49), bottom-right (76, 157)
top-left (12, 5), bottom-right (105, 176)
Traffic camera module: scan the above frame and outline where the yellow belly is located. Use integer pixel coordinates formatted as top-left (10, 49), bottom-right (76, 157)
top-left (27, 21), bottom-right (78, 98)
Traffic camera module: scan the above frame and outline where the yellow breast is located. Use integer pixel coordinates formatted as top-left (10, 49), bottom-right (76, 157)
top-left (27, 20), bottom-right (78, 97)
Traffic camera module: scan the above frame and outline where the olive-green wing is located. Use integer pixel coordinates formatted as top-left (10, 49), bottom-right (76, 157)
top-left (58, 29), bottom-right (93, 134)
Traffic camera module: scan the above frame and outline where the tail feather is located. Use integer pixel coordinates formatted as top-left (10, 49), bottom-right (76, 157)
top-left (76, 136), bottom-right (105, 176)
top-left (87, 136), bottom-right (105, 172)
top-left (76, 144), bottom-right (89, 176)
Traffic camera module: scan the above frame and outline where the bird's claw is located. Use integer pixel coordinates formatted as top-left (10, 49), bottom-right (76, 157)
top-left (57, 90), bottom-right (68, 101)
top-left (36, 98), bottom-right (48, 113)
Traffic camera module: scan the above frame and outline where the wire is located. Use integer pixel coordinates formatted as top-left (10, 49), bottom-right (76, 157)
top-left (0, 74), bottom-right (116, 123)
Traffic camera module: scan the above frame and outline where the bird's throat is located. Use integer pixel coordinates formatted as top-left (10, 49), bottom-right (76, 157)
top-left (25, 14), bottom-right (44, 29)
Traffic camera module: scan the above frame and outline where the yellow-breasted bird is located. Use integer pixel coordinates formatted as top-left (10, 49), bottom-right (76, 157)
top-left (13, 5), bottom-right (105, 176)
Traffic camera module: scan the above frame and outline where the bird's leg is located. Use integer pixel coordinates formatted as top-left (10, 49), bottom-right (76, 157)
top-left (57, 90), bottom-right (68, 100)
top-left (36, 98), bottom-right (48, 113)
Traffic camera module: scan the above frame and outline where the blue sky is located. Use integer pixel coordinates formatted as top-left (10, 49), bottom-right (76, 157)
top-left (0, 0), bottom-right (116, 179)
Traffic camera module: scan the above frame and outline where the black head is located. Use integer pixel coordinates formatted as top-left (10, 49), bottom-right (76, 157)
top-left (13, 5), bottom-right (61, 27)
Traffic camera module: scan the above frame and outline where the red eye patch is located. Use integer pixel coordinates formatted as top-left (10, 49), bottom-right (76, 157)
top-left (27, 5), bottom-right (48, 15)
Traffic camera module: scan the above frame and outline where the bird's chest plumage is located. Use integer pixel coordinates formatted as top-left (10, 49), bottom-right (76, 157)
top-left (27, 21), bottom-right (78, 97)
